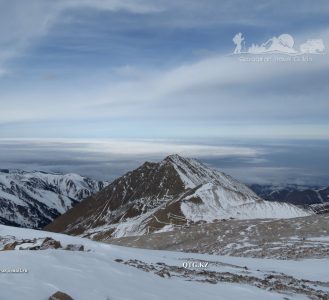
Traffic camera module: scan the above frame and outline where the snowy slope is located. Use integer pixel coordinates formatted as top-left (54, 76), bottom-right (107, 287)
top-left (165, 154), bottom-right (256, 196)
top-left (0, 169), bottom-right (108, 228)
top-left (0, 224), bottom-right (328, 300)
top-left (180, 183), bottom-right (310, 222)
top-left (46, 155), bottom-right (311, 239)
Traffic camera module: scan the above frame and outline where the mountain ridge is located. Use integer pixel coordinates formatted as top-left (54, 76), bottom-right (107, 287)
top-left (0, 169), bottom-right (108, 228)
top-left (249, 184), bottom-right (329, 214)
top-left (45, 154), bottom-right (311, 239)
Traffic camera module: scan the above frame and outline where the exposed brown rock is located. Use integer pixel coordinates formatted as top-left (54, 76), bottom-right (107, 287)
top-left (48, 291), bottom-right (74, 300)
top-left (44, 156), bottom-right (186, 236)
top-left (186, 196), bottom-right (203, 204)
top-left (40, 237), bottom-right (62, 249)
top-left (2, 241), bottom-right (17, 251)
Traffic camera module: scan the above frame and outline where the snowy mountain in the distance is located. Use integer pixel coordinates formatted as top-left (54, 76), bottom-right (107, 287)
top-left (249, 184), bottom-right (329, 213)
top-left (0, 169), bottom-right (108, 228)
top-left (46, 154), bottom-right (311, 239)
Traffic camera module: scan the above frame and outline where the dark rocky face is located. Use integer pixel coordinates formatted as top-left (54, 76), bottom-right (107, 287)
top-left (98, 160), bottom-right (186, 211)
top-left (45, 157), bottom-right (188, 234)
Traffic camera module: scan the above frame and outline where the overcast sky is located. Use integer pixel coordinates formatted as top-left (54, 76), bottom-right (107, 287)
top-left (0, 0), bottom-right (328, 185)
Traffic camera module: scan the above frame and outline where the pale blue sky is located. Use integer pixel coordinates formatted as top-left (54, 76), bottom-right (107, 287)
top-left (0, 0), bottom-right (328, 139)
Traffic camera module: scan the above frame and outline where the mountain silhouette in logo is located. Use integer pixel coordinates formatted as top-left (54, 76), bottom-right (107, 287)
top-left (248, 34), bottom-right (297, 54)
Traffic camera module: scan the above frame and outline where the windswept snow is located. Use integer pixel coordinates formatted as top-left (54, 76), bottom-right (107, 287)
top-left (180, 183), bottom-right (309, 222)
top-left (0, 225), bottom-right (328, 300)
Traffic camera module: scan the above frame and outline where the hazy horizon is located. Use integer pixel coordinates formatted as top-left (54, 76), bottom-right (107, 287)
top-left (0, 138), bottom-right (328, 186)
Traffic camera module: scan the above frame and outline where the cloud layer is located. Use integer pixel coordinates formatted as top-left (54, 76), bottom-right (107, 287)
top-left (0, 1), bottom-right (328, 138)
top-left (0, 138), bottom-right (328, 186)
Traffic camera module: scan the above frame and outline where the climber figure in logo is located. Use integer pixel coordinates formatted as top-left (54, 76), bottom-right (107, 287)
top-left (233, 33), bottom-right (244, 54)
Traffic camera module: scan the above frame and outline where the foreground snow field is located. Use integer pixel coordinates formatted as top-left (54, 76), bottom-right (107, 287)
top-left (0, 225), bottom-right (328, 300)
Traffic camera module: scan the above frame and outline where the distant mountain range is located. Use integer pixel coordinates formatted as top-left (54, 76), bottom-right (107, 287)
top-left (45, 154), bottom-right (310, 239)
top-left (249, 184), bottom-right (329, 205)
top-left (249, 184), bottom-right (329, 214)
top-left (2, 156), bottom-right (323, 236)
top-left (0, 169), bottom-right (108, 228)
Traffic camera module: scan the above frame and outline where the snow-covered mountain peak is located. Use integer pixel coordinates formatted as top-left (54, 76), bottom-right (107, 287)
top-left (161, 154), bottom-right (258, 197)
top-left (0, 169), bottom-right (108, 228)
top-left (162, 154), bottom-right (220, 187)
top-left (46, 155), bottom-right (311, 239)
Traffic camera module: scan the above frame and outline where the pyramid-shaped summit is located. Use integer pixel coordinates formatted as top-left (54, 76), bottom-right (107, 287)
top-left (45, 154), bottom-right (310, 239)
